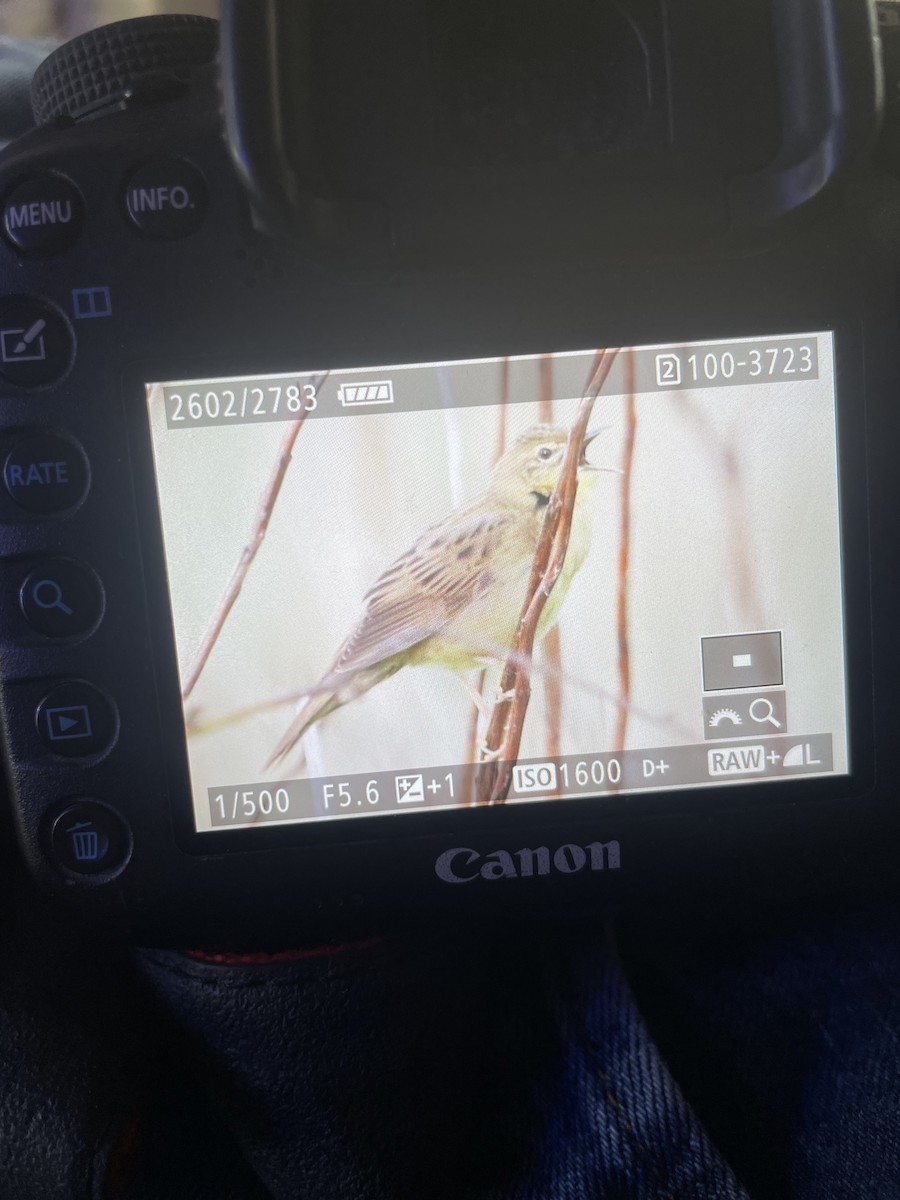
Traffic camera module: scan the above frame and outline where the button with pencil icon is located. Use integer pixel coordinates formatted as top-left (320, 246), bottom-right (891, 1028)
top-left (0, 300), bottom-right (74, 387)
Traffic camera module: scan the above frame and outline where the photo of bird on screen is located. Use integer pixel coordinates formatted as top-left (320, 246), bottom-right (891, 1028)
top-left (147, 340), bottom-right (849, 828)
top-left (267, 424), bottom-right (610, 769)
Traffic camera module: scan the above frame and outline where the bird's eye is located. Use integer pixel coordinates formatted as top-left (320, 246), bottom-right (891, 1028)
top-left (537, 446), bottom-right (553, 460)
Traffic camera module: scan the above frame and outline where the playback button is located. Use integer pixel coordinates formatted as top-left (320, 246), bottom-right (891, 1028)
top-left (36, 681), bottom-right (118, 758)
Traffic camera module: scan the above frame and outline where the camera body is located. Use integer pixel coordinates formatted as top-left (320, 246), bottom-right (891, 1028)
top-left (0, 10), bottom-right (896, 944)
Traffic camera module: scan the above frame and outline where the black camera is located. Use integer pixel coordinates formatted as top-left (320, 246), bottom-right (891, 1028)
top-left (0, 2), bottom-right (895, 943)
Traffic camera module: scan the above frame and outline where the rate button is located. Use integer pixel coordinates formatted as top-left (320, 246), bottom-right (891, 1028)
top-left (4, 432), bottom-right (89, 514)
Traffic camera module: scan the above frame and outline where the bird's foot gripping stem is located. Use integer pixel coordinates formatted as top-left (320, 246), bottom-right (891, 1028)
top-left (478, 744), bottom-right (505, 763)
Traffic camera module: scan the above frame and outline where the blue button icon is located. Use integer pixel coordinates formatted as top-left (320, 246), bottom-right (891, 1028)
top-left (72, 286), bottom-right (112, 319)
top-left (66, 820), bottom-right (106, 863)
top-left (45, 703), bottom-right (93, 741)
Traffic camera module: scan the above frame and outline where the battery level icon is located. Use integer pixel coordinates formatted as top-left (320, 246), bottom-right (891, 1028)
top-left (338, 380), bottom-right (394, 406)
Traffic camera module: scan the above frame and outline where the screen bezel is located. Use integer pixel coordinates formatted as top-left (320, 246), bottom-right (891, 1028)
top-left (124, 312), bottom-right (874, 864)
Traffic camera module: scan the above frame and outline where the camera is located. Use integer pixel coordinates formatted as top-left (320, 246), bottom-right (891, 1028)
top-left (0, 3), bottom-right (895, 943)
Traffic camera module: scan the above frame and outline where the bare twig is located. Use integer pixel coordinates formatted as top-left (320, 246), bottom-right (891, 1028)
top-left (475, 348), bottom-right (619, 805)
top-left (542, 628), bottom-right (563, 762)
top-left (537, 355), bottom-right (562, 774)
top-left (182, 371), bottom-right (329, 699)
top-left (537, 355), bottom-right (553, 419)
top-left (461, 359), bottom-right (509, 803)
top-left (613, 352), bottom-right (637, 757)
top-left (186, 634), bottom-right (697, 745)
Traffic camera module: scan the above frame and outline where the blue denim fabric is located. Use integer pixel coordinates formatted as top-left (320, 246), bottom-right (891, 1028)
top-left (3, 897), bottom-right (900, 1197)
top-left (620, 902), bottom-right (900, 1200)
top-left (139, 923), bottom-right (749, 1200)
top-left (515, 938), bottom-right (748, 1200)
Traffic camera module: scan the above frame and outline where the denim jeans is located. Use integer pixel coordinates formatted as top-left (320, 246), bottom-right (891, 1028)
top-left (129, 900), bottom-right (900, 1200)
top-left (2, 885), bottom-right (899, 1198)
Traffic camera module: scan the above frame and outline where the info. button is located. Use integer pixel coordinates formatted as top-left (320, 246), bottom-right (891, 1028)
top-left (701, 631), bottom-right (783, 692)
top-left (124, 157), bottom-right (206, 239)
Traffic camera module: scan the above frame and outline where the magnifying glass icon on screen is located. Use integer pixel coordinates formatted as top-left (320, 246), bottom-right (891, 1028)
top-left (32, 579), bottom-right (73, 615)
top-left (749, 697), bottom-right (782, 728)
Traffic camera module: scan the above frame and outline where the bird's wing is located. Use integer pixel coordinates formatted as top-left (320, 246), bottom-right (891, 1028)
top-left (320, 509), bottom-right (517, 682)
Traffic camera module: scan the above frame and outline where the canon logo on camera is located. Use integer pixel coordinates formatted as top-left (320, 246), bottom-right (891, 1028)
top-left (434, 840), bottom-right (621, 884)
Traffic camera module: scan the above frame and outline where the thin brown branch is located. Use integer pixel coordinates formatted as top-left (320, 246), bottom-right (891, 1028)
top-left (496, 359), bottom-right (509, 458)
top-left (537, 355), bottom-right (554, 422)
top-left (182, 371), bottom-right (329, 699)
top-left (542, 626), bottom-right (563, 763)
top-left (186, 636), bottom-right (698, 746)
top-left (537, 355), bottom-right (562, 774)
top-left (475, 348), bottom-right (619, 805)
top-left (613, 352), bottom-right (637, 757)
top-left (461, 359), bottom-right (510, 804)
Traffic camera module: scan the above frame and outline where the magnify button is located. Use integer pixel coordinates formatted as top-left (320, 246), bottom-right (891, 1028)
top-left (749, 696), bottom-right (783, 729)
top-left (19, 559), bottom-right (104, 638)
top-left (32, 579), bottom-right (73, 614)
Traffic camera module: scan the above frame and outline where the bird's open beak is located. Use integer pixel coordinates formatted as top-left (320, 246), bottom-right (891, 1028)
top-left (579, 425), bottom-right (621, 473)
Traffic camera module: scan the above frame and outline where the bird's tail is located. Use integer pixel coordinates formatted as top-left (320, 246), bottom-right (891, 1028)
top-left (264, 691), bottom-right (341, 771)
top-left (265, 661), bottom-right (402, 772)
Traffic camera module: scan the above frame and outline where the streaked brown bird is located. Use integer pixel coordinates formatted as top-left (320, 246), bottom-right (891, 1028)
top-left (267, 424), bottom-right (606, 768)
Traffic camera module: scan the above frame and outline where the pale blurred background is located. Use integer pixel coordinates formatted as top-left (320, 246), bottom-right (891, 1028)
top-left (0, 0), bottom-right (217, 39)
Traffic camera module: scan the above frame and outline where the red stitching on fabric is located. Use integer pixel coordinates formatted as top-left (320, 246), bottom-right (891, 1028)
top-left (184, 936), bottom-right (383, 965)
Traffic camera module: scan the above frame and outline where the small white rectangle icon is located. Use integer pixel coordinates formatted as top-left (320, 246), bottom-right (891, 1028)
top-left (707, 745), bottom-right (766, 776)
top-left (732, 653), bottom-right (753, 668)
top-left (655, 353), bottom-right (681, 387)
top-left (338, 380), bottom-right (394, 406)
top-left (395, 774), bottom-right (424, 803)
top-left (512, 762), bottom-right (558, 794)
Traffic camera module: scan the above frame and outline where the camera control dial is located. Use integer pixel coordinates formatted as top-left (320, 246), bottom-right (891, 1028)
top-left (30, 14), bottom-right (218, 126)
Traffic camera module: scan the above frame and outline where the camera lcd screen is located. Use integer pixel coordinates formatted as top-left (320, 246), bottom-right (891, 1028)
top-left (145, 333), bottom-right (849, 833)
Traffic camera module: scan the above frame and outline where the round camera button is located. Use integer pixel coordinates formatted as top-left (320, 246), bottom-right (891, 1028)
top-left (124, 157), bottom-right (206, 239)
top-left (20, 559), bottom-right (104, 638)
top-left (0, 299), bottom-right (74, 388)
top-left (4, 433), bottom-right (89, 514)
top-left (47, 799), bottom-right (131, 878)
top-left (2, 174), bottom-right (84, 256)
top-left (36, 681), bottom-right (118, 758)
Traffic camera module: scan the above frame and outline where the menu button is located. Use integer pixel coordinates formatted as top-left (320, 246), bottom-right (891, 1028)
top-left (2, 174), bottom-right (83, 256)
